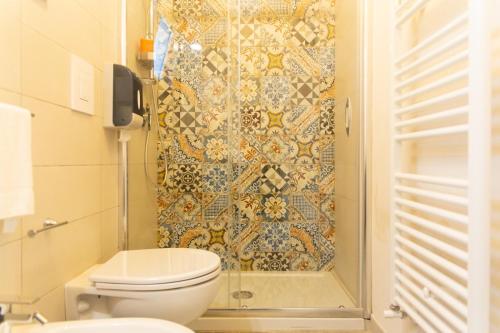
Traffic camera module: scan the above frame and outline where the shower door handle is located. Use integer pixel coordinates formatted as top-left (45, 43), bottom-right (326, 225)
top-left (344, 97), bottom-right (352, 137)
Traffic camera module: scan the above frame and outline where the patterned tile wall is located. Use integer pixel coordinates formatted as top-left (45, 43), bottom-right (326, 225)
top-left (157, 0), bottom-right (336, 271)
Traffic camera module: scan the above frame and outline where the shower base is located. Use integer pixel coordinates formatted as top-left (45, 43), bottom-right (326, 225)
top-left (188, 272), bottom-right (365, 331)
top-left (211, 271), bottom-right (355, 309)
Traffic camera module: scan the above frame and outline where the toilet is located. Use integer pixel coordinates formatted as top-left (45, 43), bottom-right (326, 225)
top-left (65, 248), bottom-right (221, 325)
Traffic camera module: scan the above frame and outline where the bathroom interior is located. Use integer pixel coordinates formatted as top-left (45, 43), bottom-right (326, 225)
top-left (0, 0), bottom-right (500, 332)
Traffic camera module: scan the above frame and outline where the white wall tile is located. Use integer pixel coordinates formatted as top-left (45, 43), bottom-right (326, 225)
top-left (0, 0), bottom-right (21, 93)
top-left (21, 0), bottom-right (102, 69)
top-left (22, 214), bottom-right (101, 298)
top-left (0, 241), bottom-right (22, 296)
top-left (23, 166), bottom-right (101, 234)
top-left (21, 26), bottom-right (70, 107)
top-left (100, 207), bottom-right (119, 262)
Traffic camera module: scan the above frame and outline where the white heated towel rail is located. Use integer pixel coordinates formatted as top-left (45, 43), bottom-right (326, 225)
top-left (390, 1), bottom-right (491, 332)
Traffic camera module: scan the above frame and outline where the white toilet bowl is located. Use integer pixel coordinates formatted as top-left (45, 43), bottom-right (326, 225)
top-left (65, 248), bottom-right (221, 325)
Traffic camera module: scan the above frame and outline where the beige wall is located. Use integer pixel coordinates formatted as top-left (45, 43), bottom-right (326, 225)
top-left (0, 0), bottom-right (121, 320)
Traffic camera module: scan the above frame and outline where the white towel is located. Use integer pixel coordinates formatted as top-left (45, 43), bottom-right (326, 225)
top-left (0, 103), bottom-right (34, 219)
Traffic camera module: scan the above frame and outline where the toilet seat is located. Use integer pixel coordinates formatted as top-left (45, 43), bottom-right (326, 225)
top-left (94, 266), bottom-right (221, 291)
top-left (89, 248), bottom-right (221, 291)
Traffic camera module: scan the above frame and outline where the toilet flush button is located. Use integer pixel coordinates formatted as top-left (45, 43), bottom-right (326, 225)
top-left (70, 54), bottom-right (94, 115)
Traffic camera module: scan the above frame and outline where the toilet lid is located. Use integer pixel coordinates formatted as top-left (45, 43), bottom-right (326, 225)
top-left (94, 266), bottom-right (221, 291)
top-left (89, 248), bottom-right (221, 285)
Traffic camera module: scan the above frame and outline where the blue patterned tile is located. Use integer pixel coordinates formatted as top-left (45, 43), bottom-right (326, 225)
top-left (260, 222), bottom-right (290, 252)
top-left (288, 193), bottom-right (319, 222)
top-left (202, 165), bottom-right (229, 192)
top-left (203, 193), bottom-right (229, 221)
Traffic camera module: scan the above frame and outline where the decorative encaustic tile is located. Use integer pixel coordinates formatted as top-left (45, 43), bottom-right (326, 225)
top-left (158, 192), bottom-right (203, 224)
top-left (319, 135), bottom-right (335, 164)
top-left (283, 104), bottom-right (320, 136)
top-left (320, 47), bottom-right (335, 77)
top-left (260, 46), bottom-right (287, 76)
top-left (240, 47), bottom-right (262, 75)
top-left (320, 76), bottom-right (335, 99)
top-left (201, 0), bottom-right (227, 17)
top-left (288, 192), bottom-right (319, 222)
top-left (170, 17), bottom-right (203, 44)
top-left (202, 105), bottom-right (227, 134)
top-left (289, 252), bottom-right (319, 271)
top-left (232, 163), bottom-right (261, 193)
top-left (231, 220), bottom-right (261, 253)
top-left (240, 104), bottom-right (262, 134)
top-left (158, 221), bottom-right (209, 248)
top-left (261, 76), bottom-right (290, 111)
top-left (202, 47), bottom-right (229, 78)
top-left (204, 135), bottom-right (229, 163)
top-left (289, 222), bottom-right (319, 254)
top-left (253, 252), bottom-right (291, 271)
top-left (173, 0), bottom-right (202, 17)
top-left (157, 0), bottom-right (336, 272)
top-left (232, 136), bottom-right (261, 163)
top-left (236, 193), bottom-right (264, 222)
top-left (240, 76), bottom-right (260, 104)
top-left (289, 222), bottom-right (335, 269)
top-left (319, 164), bottom-right (335, 194)
top-left (203, 193), bottom-right (229, 223)
top-left (320, 221), bottom-right (336, 244)
top-left (170, 105), bottom-right (204, 135)
top-left (283, 47), bottom-right (321, 76)
top-left (289, 17), bottom-right (321, 47)
top-left (261, 135), bottom-right (295, 163)
top-left (173, 43), bottom-right (202, 85)
top-left (319, 193), bottom-right (335, 223)
top-left (259, 164), bottom-right (293, 194)
top-left (239, 0), bottom-right (263, 17)
top-left (261, 109), bottom-right (285, 135)
top-left (166, 164), bottom-right (202, 192)
top-left (202, 164), bottom-right (229, 193)
top-left (201, 17), bottom-right (228, 46)
top-left (240, 17), bottom-right (260, 47)
top-left (261, 194), bottom-right (289, 222)
top-left (165, 134), bottom-right (204, 164)
top-left (316, 235), bottom-right (335, 270)
top-left (259, 222), bottom-right (290, 252)
top-left (320, 98), bottom-right (335, 135)
top-left (290, 134), bottom-right (320, 164)
top-left (259, 16), bottom-right (291, 46)
top-left (290, 76), bottom-right (320, 106)
top-left (201, 76), bottom-right (228, 107)
top-left (289, 164), bottom-right (320, 192)
top-left (261, 0), bottom-right (291, 16)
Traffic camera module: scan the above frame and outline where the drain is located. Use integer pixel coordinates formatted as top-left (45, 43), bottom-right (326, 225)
top-left (232, 290), bottom-right (254, 299)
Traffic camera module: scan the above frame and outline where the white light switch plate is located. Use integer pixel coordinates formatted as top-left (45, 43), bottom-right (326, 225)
top-left (70, 55), bottom-right (95, 115)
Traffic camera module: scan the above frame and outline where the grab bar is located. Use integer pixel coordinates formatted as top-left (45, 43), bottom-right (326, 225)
top-left (27, 218), bottom-right (68, 238)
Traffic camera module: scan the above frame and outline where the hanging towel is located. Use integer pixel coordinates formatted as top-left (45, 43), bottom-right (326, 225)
top-left (0, 103), bottom-right (34, 220)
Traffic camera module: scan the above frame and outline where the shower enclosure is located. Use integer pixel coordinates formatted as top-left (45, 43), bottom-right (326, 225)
top-left (125, 0), bottom-right (367, 321)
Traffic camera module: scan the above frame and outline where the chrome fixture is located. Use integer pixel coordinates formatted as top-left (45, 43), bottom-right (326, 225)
top-left (344, 97), bottom-right (352, 136)
top-left (27, 218), bottom-right (68, 238)
top-left (0, 299), bottom-right (48, 326)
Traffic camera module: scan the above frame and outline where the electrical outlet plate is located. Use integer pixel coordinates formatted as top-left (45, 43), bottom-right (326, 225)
top-left (70, 55), bottom-right (95, 115)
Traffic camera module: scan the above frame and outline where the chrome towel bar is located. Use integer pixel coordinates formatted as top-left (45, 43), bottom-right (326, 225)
top-left (27, 218), bottom-right (68, 238)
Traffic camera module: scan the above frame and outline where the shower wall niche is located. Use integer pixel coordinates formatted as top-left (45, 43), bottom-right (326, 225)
top-left (156, 0), bottom-right (336, 272)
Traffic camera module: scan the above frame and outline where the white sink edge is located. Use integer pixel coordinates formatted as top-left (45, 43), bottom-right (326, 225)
top-left (3, 318), bottom-right (194, 333)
